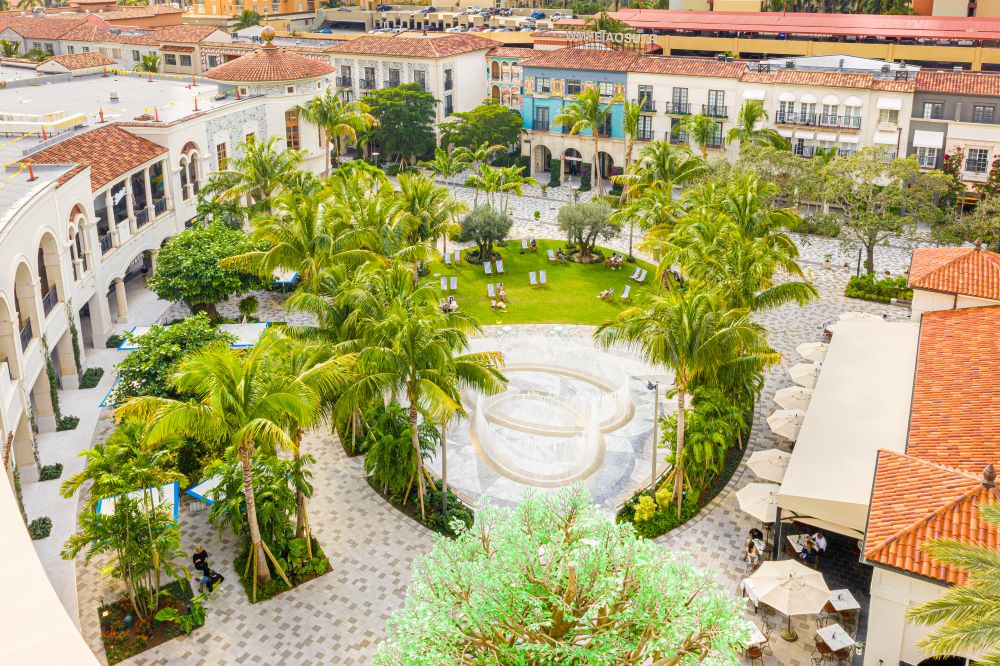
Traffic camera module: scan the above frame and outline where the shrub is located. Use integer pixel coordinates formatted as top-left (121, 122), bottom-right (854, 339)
top-left (238, 295), bottom-right (259, 321)
top-left (786, 214), bottom-right (841, 238)
top-left (79, 367), bottom-right (105, 389)
top-left (39, 463), bottom-right (63, 481)
top-left (56, 415), bottom-right (80, 431)
top-left (548, 158), bottom-right (561, 187)
top-left (845, 273), bottom-right (912, 304)
top-left (28, 516), bottom-right (52, 540)
top-left (106, 333), bottom-right (125, 348)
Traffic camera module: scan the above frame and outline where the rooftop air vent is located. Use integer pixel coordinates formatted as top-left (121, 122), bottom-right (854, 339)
top-left (785, 60), bottom-right (795, 69)
top-left (880, 64), bottom-right (890, 74)
top-left (110, 91), bottom-right (119, 102)
top-left (953, 65), bottom-right (963, 72)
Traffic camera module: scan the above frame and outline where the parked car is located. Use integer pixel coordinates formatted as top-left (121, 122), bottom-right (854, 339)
top-left (375, 4), bottom-right (392, 10)
top-left (314, 27), bottom-right (334, 33)
top-left (416, 5), bottom-right (437, 13)
top-left (498, 7), bottom-right (513, 15)
top-left (530, 11), bottom-right (545, 19)
top-left (550, 12), bottom-right (573, 20)
top-left (446, 25), bottom-right (467, 32)
top-left (494, 27), bottom-right (511, 31)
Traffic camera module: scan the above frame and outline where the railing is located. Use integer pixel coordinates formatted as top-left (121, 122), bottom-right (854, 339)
top-left (634, 98), bottom-right (656, 112)
top-left (665, 101), bottom-right (689, 114)
top-left (965, 162), bottom-right (988, 174)
top-left (412, 80), bottom-right (426, 91)
top-left (100, 233), bottom-right (113, 255)
top-left (532, 119), bottom-right (550, 131)
top-left (387, 78), bottom-right (401, 88)
top-left (19, 320), bottom-right (31, 351)
top-left (135, 208), bottom-right (149, 229)
top-left (41, 287), bottom-right (58, 316)
top-left (917, 155), bottom-right (937, 169)
top-left (777, 111), bottom-right (818, 126)
top-left (703, 104), bottom-right (727, 118)
top-left (637, 129), bottom-right (654, 141)
top-left (336, 76), bottom-right (352, 87)
top-left (669, 131), bottom-right (686, 144)
top-left (971, 114), bottom-right (996, 124)
top-left (444, 78), bottom-right (453, 91)
top-left (921, 109), bottom-right (944, 120)
top-left (818, 114), bottom-right (862, 129)
top-left (838, 149), bottom-right (857, 158)
top-left (359, 78), bottom-right (376, 90)
top-left (794, 145), bottom-right (816, 158)
top-left (154, 197), bottom-right (167, 216)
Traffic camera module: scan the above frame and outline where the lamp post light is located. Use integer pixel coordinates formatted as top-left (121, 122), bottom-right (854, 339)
top-left (647, 380), bottom-right (660, 499)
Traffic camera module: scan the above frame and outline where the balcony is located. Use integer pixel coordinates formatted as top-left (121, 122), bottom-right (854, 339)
top-left (633, 98), bottom-right (656, 113)
top-left (444, 79), bottom-right (453, 92)
top-left (19, 320), bottom-right (31, 352)
top-left (359, 78), bottom-right (376, 90)
top-left (917, 155), bottom-right (937, 169)
top-left (665, 102), bottom-right (690, 115)
top-left (41, 287), bottom-right (58, 317)
top-left (818, 114), bottom-right (862, 130)
top-left (336, 76), bottom-right (352, 88)
top-left (532, 119), bottom-right (553, 132)
top-left (387, 79), bottom-right (401, 88)
top-left (135, 208), bottom-right (149, 229)
top-left (794, 145), bottom-right (816, 158)
top-left (703, 104), bottom-right (727, 118)
top-left (100, 233), bottom-right (113, 255)
top-left (154, 197), bottom-right (167, 217)
top-left (637, 129), bottom-right (654, 141)
top-left (777, 111), bottom-right (818, 126)
top-left (838, 149), bottom-right (857, 158)
top-left (971, 114), bottom-right (997, 124)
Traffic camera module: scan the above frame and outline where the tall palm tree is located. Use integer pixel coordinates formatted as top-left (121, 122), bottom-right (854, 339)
top-left (421, 147), bottom-right (471, 198)
top-left (727, 101), bottom-right (789, 152)
top-left (622, 98), bottom-right (644, 178)
top-left (552, 87), bottom-right (624, 194)
top-left (595, 290), bottom-right (777, 511)
top-left (212, 136), bottom-right (303, 217)
top-left (397, 171), bottom-right (466, 267)
top-left (298, 89), bottom-right (377, 175)
top-left (119, 336), bottom-right (313, 594)
top-left (339, 264), bottom-right (506, 520)
top-left (907, 501), bottom-right (1000, 664)
top-left (232, 9), bottom-right (261, 29)
top-left (674, 113), bottom-right (720, 160)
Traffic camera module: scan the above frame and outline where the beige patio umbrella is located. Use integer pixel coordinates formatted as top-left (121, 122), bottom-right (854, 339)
top-left (796, 341), bottom-right (829, 363)
top-left (736, 482), bottom-right (781, 523)
top-left (767, 409), bottom-right (806, 441)
top-left (838, 311), bottom-right (884, 323)
top-left (788, 363), bottom-right (822, 388)
top-left (749, 559), bottom-right (830, 641)
top-left (748, 449), bottom-right (791, 483)
top-left (774, 386), bottom-right (813, 411)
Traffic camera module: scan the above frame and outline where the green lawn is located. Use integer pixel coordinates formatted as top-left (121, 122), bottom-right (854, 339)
top-left (427, 239), bottom-right (657, 325)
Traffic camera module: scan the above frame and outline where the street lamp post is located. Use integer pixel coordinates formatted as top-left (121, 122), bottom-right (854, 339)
top-left (647, 380), bottom-right (659, 499)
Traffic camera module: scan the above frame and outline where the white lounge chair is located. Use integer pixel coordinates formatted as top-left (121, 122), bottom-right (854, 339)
top-left (496, 259), bottom-right (505, 274)
top-left (635, 269), bottom-right (647, 283)
top-left (539, 270), bottom-right (547, 285)
top-left (529, 271), bottom-right (538, 286)
top-left (443, 253), bottom-right (452, 266)
top-left (628, 266), bottom-right (641, 281)
top-left (450, 276), bottom-right (457, 290)
top-left (621, 284), bottom-right (631, 300)
top-left (453, 250), bottom-right (461, 264)
top-left (521, 238), bottom-right (528, 250)
top-left (547, 249), bottom-right (556, 262)
top-left (484, 261), bottom-right (493, 276)
top-left (487, 283), bottom-right (496, 298)
top-left (441, 277), bottom-right (448, 290)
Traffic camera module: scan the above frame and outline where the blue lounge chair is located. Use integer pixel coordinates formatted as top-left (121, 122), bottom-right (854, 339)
top-left (484, 261), bottom-right (493, 276)
top-left (547, 249), bottom-right (556, 262)
top-left (450, 276), bottom-right (457, 290)
top-left (621, 284), bottom-right (632, 300)
top-left (496, 259), bottom-right (505, 274)
top-left (529, 271), bottom-right (538, 286)
top-left (443, 253), bottom-right (452, 266)
top-left (628, 266), bottom-right (641, 281)
top-left (539, 270), bottom-right (547, 285)
top-left (487, 283), bottom-right (496, 298)
top-left (441, 277), bottom-right (448, 290)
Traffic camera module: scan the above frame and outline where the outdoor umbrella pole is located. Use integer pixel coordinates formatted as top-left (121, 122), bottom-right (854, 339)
top-left (782, 612), bottom-right (798, 642)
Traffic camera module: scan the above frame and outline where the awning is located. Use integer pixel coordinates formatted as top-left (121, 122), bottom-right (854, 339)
top-left (877, 97), bottom-right (903, 110)
top-left (778, 320), bottom-right (919, 538)
top-left (873, 131), bottom-right (898, 145)
top-left (778, 128), bottom-right (793, 138)
top-left (821, 94), bottom-right (839, 105)
top-left (844, 95), bottom-right (862, 107)
top-left (794, 130), bottom-right (815, 140)
top-left (840, 135), bottom-right (860, 144)
top-left (742, 88), bottom-right (766, 100)
top-left (779, 91), bottom-right (796, 102)
top-left (913, 129), bottom-right (945, 149)
top-left (800, 93), bottom-right (817, 103)
top-left (96, 482), bottom-right (180, 522)
top-left (816, 132), bottom-right (837, 142)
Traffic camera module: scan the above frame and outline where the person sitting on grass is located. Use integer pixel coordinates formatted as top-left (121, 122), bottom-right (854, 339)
top-left (598, 288), bottom-right (614, 300)
top-left (491, 299), bottom-right (507, 311)
top-left (497, 282), bottom-right (507, 301)
top-left (530, 238), bottom-right (537, 251)
top-left (439, 299), bottom-right (449, 313)
top-left (447, 296), bottom-right (458, 312)
top-left (557, 248), bottom-right (567, 265)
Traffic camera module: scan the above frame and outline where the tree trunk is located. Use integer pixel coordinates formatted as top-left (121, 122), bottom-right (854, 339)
top-left (440, 419), bottom-right (448, 519)
top-left (593, 134), bottom-right (602, 194)
top-left (293, 430), bottom-right (309, 552)
top-left (650, 384), bottom-right (659, 499)
top-left (673, 386), bottom-right (686, 514)
top-left (241, 444), bottom-right (272, 585)
top-left (865, 242), bottom-right (876, 275)
top-left (409, 400), bottom-right (426, 520)
top-left (628, 220), bottom-right (634, 260)
top-left (324, 133), bottom-right (332, 177)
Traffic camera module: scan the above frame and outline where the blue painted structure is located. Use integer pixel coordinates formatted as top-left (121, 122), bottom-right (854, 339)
top-left (519, 65), bottom-right (627, 139)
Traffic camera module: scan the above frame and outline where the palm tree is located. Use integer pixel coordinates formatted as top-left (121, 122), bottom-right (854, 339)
top-left (16, 0), bottom-right (43, 9)
top-left (453, 141), bottom-right (505, 170)
top-left (727, 101), bottom-right (789, 152)
top-left (595, 290), bottom-right (777, 511)
top-left (674, 113), bottom-right (720, 160)
top-left (119, 336), bottom-right (313, 595)
top-left (397, 171), bottom-right (465, 267)
top-left (622, 98), bottom-right (644, 178)
top-left (907, 501), bottom-right (1000, 664)
top-left (134, 53), bottom-right (160, 73)
top-left (552, 87), bottom-right (623, 194)
top-left (233, 9), bottom-right (261, 29)
top-left (117, 0), bottom-right (148, 5)
top-left (298, 89), bottom-right (377, 175)
top-left (339, 264), bottom-right (505, 520)
top-left (211, 136), bottom-right (303, 217)
top-left (421, 146), bottom-right (471, 197)
top-left (0, 40), bottom-right (18, 58)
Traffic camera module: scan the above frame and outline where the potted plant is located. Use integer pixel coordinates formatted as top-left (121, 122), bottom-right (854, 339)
top-left (823, 253), bottom-right (832, 270)
top-left (533, 210), bottom-right (541, 221)
top-left (540, 184), bottom-right (549, 197)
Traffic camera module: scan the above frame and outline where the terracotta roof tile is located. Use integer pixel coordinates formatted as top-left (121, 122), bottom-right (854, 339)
top-left (325, 34), bottom-right (496, 58)
top-left (161, 45), bottom-right (195, 53)
top-left (864, 451), bottom-right (998, 585)
top-left (58, 23), bottom-right (114, 42)
top-left (907, 306), bottom-right (1000, 477)
top-left (97, 5), bottom-right (183, 20)
top-left (739, 68), bottom-right (915, 91)
top-left (916, 71), bottom-right (1000, 97)
top-left (0, 16), bottom-right (88, 40)
top-left (520, 47), bottom-right (641, 72)
top-left (149, 24), bottom-right (224, 44)
top-left (487, 46), bottom-right (532, 58)
top-left (24, 124), bottom-right (166, 191)
top-left (632, 56), bottom-right (744, 78)
top-left (43, 51), bottom-right (116, 70)
top-left (204, 44), bottom-right (333, 82)
top-left (908, 246), bottom-right (1000, 300)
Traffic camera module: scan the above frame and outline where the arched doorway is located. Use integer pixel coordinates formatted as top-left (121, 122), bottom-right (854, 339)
top-left (533, 145), bottom-right (552, 174)
top-left (37, 232), bottom-right (63, 319)
top-left (13, 262), bottom-right (37, 351)
top-left (490, 61), bottom-right (500, 80)
top-left (501, 61), bottom-right (511, 81)
top-left (563, 148), bottom-right (583, 176)
top-left (597, 151), bottom-right (615, 179)
top-left (0, 297), bottom-right (22, 379)
top-left (491, 85), bottom-right (501, 102)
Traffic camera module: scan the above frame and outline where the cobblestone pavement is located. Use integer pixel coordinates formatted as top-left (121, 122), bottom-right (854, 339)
top-left (69, 193), bottom-right (914, 665)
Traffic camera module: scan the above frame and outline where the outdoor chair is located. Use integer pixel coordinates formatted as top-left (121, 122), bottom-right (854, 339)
top-left (761, 622), bottom-right (774, 655)
top-left (487, 283), bottom-right (496, 298)
top-left (539, 270), bottom-right (547, 285)
top-left (628, 266), bottom-right (641, 280)
top-left (443, 253), bottom-right (452, 266)
top-left (745, 646), bottom-right (764, 665)
top-left (634, 269), bottom-right (648, 283)
top-left (547, 249), bottom-right (556, 262)
top-left (450, 277), bottom-right (457, 290)
top-left (620, 284), bottom-right (631, 301)
top-left (838, 609), bottom-right (859, 635)
top-left (484, 261), bottom-right (493, 276)
top-left (440, 277), bottom-right (448, 291)
top-left (521, 238), bottom-right (528, 250)
top-left (453, 250), bottom-right (461, 264)
top-left (529, 271), bottom-right (538, 286)
top-left (496, 259), bottom-right (505, 274)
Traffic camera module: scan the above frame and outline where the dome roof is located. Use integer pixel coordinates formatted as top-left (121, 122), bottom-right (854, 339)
top-left (203, 43), bottom-right (334, 84)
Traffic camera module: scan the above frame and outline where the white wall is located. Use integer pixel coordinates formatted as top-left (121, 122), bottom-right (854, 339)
top-left (911, 288), bottom-right (999, 319)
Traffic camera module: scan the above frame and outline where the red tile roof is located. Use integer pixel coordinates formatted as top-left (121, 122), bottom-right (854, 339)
top-left (149, 24), bottom-right (224, 44)
top-left (487, 46), bottom-right (532, 58)
top-left (908, 246), bottom-right (1000, 300)
top-left (325, 33), bottom-right (496, 58)
top-left (58, 23), bottom-right (115, 42)
top-left (739, 68), bottom-right (915, 91)
top-left (24, 124), bottom-right (166, 191)
top-left (519, 47), bottom-right (641, 72)
top-left (633, 56), bottom-right (744, 78)
top-left (204, 44), bottom-right (333, 82)
top-left (916, 71), bottom-right (1000, 96)
top-left (43, 51), bottom-right (116, 70)
top-left (0, 16), bottom-right (89, 40)
top-left (864, 451), bottom-right (998, 585)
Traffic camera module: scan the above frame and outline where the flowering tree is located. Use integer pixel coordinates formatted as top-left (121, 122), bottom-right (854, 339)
top-left (376, 486), bottom-right (748, 664)
top-left (977, 156), bottom-right (1000, 198)
top-left (941, 148), bottom-right (965, 210)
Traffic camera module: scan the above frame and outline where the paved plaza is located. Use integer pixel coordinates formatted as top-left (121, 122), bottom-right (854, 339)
top-left (24, 186), bottom-right (921, 664)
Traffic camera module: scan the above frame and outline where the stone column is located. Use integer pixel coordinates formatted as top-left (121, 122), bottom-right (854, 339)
top-left (87, 290), bottom-right (113, 347)
top-left (31, 372), bottom-right (56, 433)
top-left (106, 190), bottom-right (120, 247)
top-left (149, 249), bottom-right (158, 275)
top-left (125, 180), bottom-right (137, 234)
top-left (55, 331), bottom-right (78, 390)
top-left (144, 167), bottom-right (155, 220)
top-left (113, 277), bottom-right (128, 319)
top-left (11, 413), bottom-right (35, 470)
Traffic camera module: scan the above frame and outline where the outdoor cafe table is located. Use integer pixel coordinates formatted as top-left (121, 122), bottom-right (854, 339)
top-left (828, 589), bottom-right (860, 613)
top-left (743, 620), bottom-right (766, 647)
top-left (816, 623), bottom-right (854, 652)
top-left (787, 534), bottom-right (809, 553)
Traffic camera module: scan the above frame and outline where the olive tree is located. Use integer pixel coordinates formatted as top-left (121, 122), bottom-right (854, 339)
top-left (459, 205), bottom-right (512, 261)
top-left (557, 199), bottom-right (619, 261)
